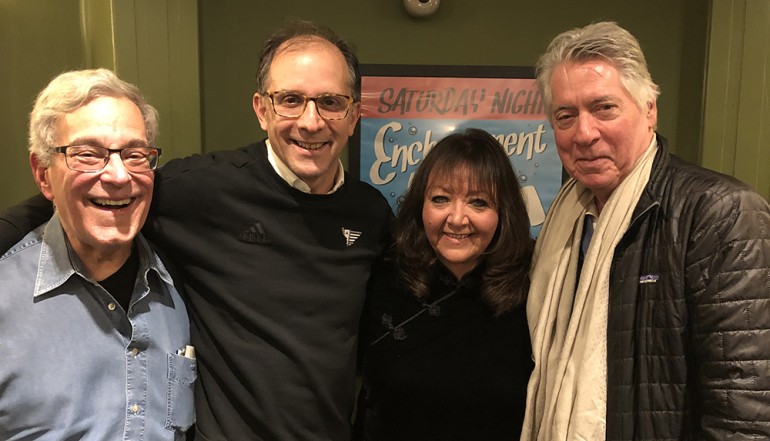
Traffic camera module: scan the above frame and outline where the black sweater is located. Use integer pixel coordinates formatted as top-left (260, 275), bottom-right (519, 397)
top-left (148, 140), bottom-right (393, 441)
top-left (356, 262), bottom-right (533, 441)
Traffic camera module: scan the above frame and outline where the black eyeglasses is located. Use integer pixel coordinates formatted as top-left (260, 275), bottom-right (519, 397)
top-left (52, 145), bottom-right (162, 173)
top-left (266, 91), bottom-right (354, 120)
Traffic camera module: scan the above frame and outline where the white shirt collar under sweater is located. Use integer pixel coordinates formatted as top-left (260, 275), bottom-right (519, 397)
top-left (266, 139), bottom-right (345, 194)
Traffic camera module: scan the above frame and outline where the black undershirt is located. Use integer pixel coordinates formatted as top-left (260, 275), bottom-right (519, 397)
top-left (99, 245), bottom-right (140, 312)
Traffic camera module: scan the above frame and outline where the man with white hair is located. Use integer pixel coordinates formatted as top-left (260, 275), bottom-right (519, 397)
top-left (523, 21), bottom-right (770, 441)
top-left (0, 69), bottom-right (194, 440)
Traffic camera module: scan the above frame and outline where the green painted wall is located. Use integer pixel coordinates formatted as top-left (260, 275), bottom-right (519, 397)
top-left (0, 0), bottom-right (200, 210)
top-left (702, 0), bottom-right (770, 199)
top-left (0, 0), bottom-right (717, 210)
top-left (198, 0), bottom-right (709, 165)
top-left (0, 0), bottom-right (85, 209)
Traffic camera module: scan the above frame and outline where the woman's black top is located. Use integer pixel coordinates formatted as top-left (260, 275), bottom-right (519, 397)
top-left (355, 262), bottom-right (534, 441)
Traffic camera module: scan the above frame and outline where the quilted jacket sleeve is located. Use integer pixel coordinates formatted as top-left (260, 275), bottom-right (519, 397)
top-left (686, 184), bottom-right (770, 440)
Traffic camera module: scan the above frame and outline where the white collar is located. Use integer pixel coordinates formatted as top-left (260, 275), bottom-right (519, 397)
top-left (265, 139), bottom-right (345, 194)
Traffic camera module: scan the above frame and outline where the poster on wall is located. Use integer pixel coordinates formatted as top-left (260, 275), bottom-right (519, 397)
top-left (349, 64), bottom-right (563, 237)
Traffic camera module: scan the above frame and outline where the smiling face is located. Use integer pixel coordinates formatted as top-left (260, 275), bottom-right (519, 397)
top-left (421, 169), bottom-right (499, 280)
top-left (549, 59), bottom-right (657, 208)
top-left (253, 38), bottom-right (360, 194)
top-left (32, 96), bottom-right (153, 261)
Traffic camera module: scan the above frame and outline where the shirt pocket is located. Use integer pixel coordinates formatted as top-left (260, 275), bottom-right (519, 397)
top-left (165, 353), bottom-right (197, 432)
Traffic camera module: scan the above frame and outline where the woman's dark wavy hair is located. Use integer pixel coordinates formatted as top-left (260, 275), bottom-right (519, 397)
top-left (394, 128), bottom-right (533, 315)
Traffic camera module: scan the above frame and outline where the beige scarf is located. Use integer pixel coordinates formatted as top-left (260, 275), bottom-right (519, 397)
top-left (521, 139), bottom-right (658, 441)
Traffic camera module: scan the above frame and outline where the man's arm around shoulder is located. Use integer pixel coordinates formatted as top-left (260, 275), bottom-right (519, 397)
top-left (0, 193), bottom-right (53, 253)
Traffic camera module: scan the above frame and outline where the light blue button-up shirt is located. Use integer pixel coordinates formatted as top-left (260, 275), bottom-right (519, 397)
top-left (0, 214), bottom-right (195, 440)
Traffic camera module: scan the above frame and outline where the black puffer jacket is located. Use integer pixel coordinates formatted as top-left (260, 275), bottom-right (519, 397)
top-left (605, 135), bottom-right (770, 440)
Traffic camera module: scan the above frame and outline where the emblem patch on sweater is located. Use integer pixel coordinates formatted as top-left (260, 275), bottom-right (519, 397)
top-left (639, 274), bottom-right (659, 284)
top-left (342, 227), bottom-right (362, 246)
top-left (239, 222), bottom-right (271, 244)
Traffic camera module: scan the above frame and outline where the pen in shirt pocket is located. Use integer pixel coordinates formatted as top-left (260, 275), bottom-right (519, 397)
top-left (177, 345), bottom-right (195, 359)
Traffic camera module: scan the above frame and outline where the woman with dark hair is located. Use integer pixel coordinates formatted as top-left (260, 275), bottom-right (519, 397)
top-left (355, 128), bottom-right (534, 441)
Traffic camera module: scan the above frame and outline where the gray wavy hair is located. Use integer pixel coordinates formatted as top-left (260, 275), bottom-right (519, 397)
top-left (29, 68), bottom-right (159, 165)
top-left (536, 21), bottom-right (660, 119)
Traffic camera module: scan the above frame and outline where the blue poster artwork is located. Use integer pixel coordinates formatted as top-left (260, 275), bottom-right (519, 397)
top-left (354, 70), bottom-right (563, 237)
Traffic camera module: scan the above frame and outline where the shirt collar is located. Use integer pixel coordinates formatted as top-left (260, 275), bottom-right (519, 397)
top-left (265, 138), bottom-right (345, 194)
top-left (33, 213), bottom-right (173, 297)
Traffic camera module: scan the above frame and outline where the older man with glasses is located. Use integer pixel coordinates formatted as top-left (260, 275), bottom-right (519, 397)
top-left (0, 69), bottom-right (194, 440)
